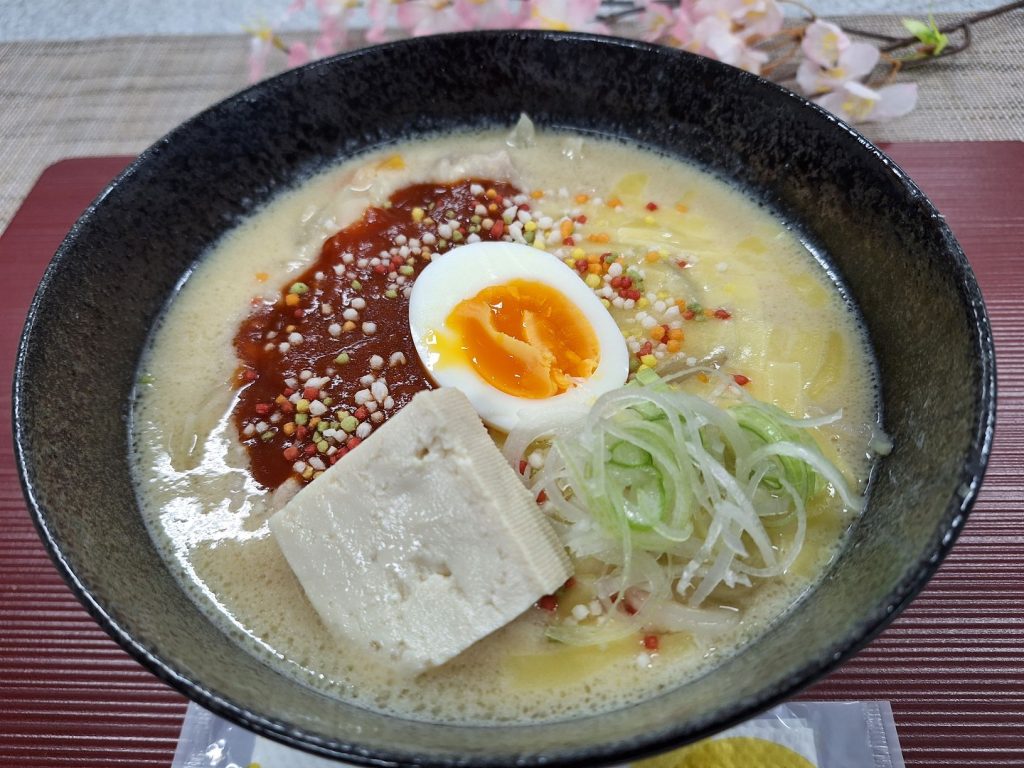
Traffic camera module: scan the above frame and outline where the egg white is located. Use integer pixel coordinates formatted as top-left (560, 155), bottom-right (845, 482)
top-left (408, 241), bottom-right (629, 433)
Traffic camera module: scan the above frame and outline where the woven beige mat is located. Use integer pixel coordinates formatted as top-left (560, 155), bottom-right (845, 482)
top-left (1, 12), bottom-right (1022, 235)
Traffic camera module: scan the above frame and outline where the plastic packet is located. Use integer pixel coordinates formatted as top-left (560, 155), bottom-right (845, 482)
top-left (619, 701), bottom-right (905, 768)
top-left (172, 700), bottom-right (904, 768)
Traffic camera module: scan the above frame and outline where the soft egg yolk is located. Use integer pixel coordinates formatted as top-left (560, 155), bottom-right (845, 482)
top-left (435, 279), bottom-right (600, 399)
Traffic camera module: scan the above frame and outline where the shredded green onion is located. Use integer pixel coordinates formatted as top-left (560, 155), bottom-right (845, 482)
top-left (732, 403), bottom-right (824, 501)
top-left (506, 369), bottom-right (869, 645)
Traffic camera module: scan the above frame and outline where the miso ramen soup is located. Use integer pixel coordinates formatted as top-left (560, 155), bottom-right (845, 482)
top-left (132, 125), bottom-right (883, 723)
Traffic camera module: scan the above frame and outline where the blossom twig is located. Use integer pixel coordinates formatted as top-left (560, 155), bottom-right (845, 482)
top-left (842, 0), bottom-right (1023, 61)
top-left (243, 0), bottom-right (1021, 124)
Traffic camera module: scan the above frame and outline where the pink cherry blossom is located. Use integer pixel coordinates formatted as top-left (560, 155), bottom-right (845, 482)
top-left (397, 0), bottom-right (477, 37)
top-left (249, 35), bottom-right (272, 82)
top-left (802, 20), bottom-right (849, 68)
top-left (312, 1), bottom-right (349, 57)
top-left (313, 28), bottom-right (339, 58)
top-left (693, 0), bottom-right (725, 20)
top-left (736, 43), bottom-right (769, 74)
top-left (689, 14), bottom-right (767, 74)
top-left (638, 2), bottom-right (676, 44)
top-left (525, 0), bottom-right (609, 34)
top-left (736, 0), bottom-right (783, 39)
top-left (394, 0), bottom-right (525, 38)
top-left (816, 80), bottom-right (918, 123)
top-left (663, 3), bottom-right (696, 47)
top-left (691, 16), bottom-right (742, 60)
top-left (474, 0), bottom-right (531, 29)
top-left (365, 0), bottom-right (396, 43)
top-left (694, 0), bottom-right (782, 39)
top-left (287, 41), bottom-right (312, 67)
top-left (796, 40), bottom-right (879, 94)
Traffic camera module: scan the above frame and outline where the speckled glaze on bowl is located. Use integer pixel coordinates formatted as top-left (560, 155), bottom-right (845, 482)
top-left (14, 31), bottom-right (994, 767)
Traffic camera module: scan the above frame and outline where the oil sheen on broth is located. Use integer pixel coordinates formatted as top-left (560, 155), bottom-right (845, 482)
top-left (131, 130), bottom-right (879, 723)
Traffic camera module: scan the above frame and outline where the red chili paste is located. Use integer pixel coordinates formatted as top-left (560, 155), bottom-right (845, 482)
top-left (233, 178), bottom-right (520, 489)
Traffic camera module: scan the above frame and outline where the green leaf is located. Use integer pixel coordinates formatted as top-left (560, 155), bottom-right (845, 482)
top-left (902, 15), bottom-right (949, 57)
top-left (901, 17), bottom-right (930, 37)
top-left (928, 13), bottom-right (950, 55)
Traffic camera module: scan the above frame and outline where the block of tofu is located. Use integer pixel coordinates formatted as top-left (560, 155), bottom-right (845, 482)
top-left (269, 387), bottom-right (572, 674)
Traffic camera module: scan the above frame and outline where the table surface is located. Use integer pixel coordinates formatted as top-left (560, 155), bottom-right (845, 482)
top-left (1, 143), bottom-right (1022, 767)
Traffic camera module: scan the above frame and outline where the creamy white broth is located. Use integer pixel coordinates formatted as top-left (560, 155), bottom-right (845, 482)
top-left (132, 129), bottom-right (878, 723)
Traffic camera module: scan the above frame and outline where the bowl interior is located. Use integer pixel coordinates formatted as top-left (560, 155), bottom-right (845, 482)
top-left (14, 31), bottom-right (994, 767)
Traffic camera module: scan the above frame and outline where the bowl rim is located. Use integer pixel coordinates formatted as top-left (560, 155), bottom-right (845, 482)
top-left (13, 28), bottom-right (997, 768)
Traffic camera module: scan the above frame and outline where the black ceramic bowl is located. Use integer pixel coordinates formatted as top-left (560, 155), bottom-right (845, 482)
top-left (14, 31), bottom-right (994, 767)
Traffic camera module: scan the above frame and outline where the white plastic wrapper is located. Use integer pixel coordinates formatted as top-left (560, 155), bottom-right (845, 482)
top-left (172, 700), bottom-right (904, 768)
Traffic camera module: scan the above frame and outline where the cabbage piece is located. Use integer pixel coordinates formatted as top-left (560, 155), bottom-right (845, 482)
top-left (506, 112), bottom-right (536, 149)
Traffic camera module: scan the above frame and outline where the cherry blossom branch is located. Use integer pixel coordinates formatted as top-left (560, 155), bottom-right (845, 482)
top-left (244, 1), bottom-right (1019, 124)
top-left (842, 0), bottom-right (1023, 62)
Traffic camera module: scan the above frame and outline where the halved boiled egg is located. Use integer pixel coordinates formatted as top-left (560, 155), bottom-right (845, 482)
top-left (409, 241), bottom-right (629, 432)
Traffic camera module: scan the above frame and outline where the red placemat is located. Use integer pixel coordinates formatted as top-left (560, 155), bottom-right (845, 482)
top-left (1, 147), bottom-right (1021, 768)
